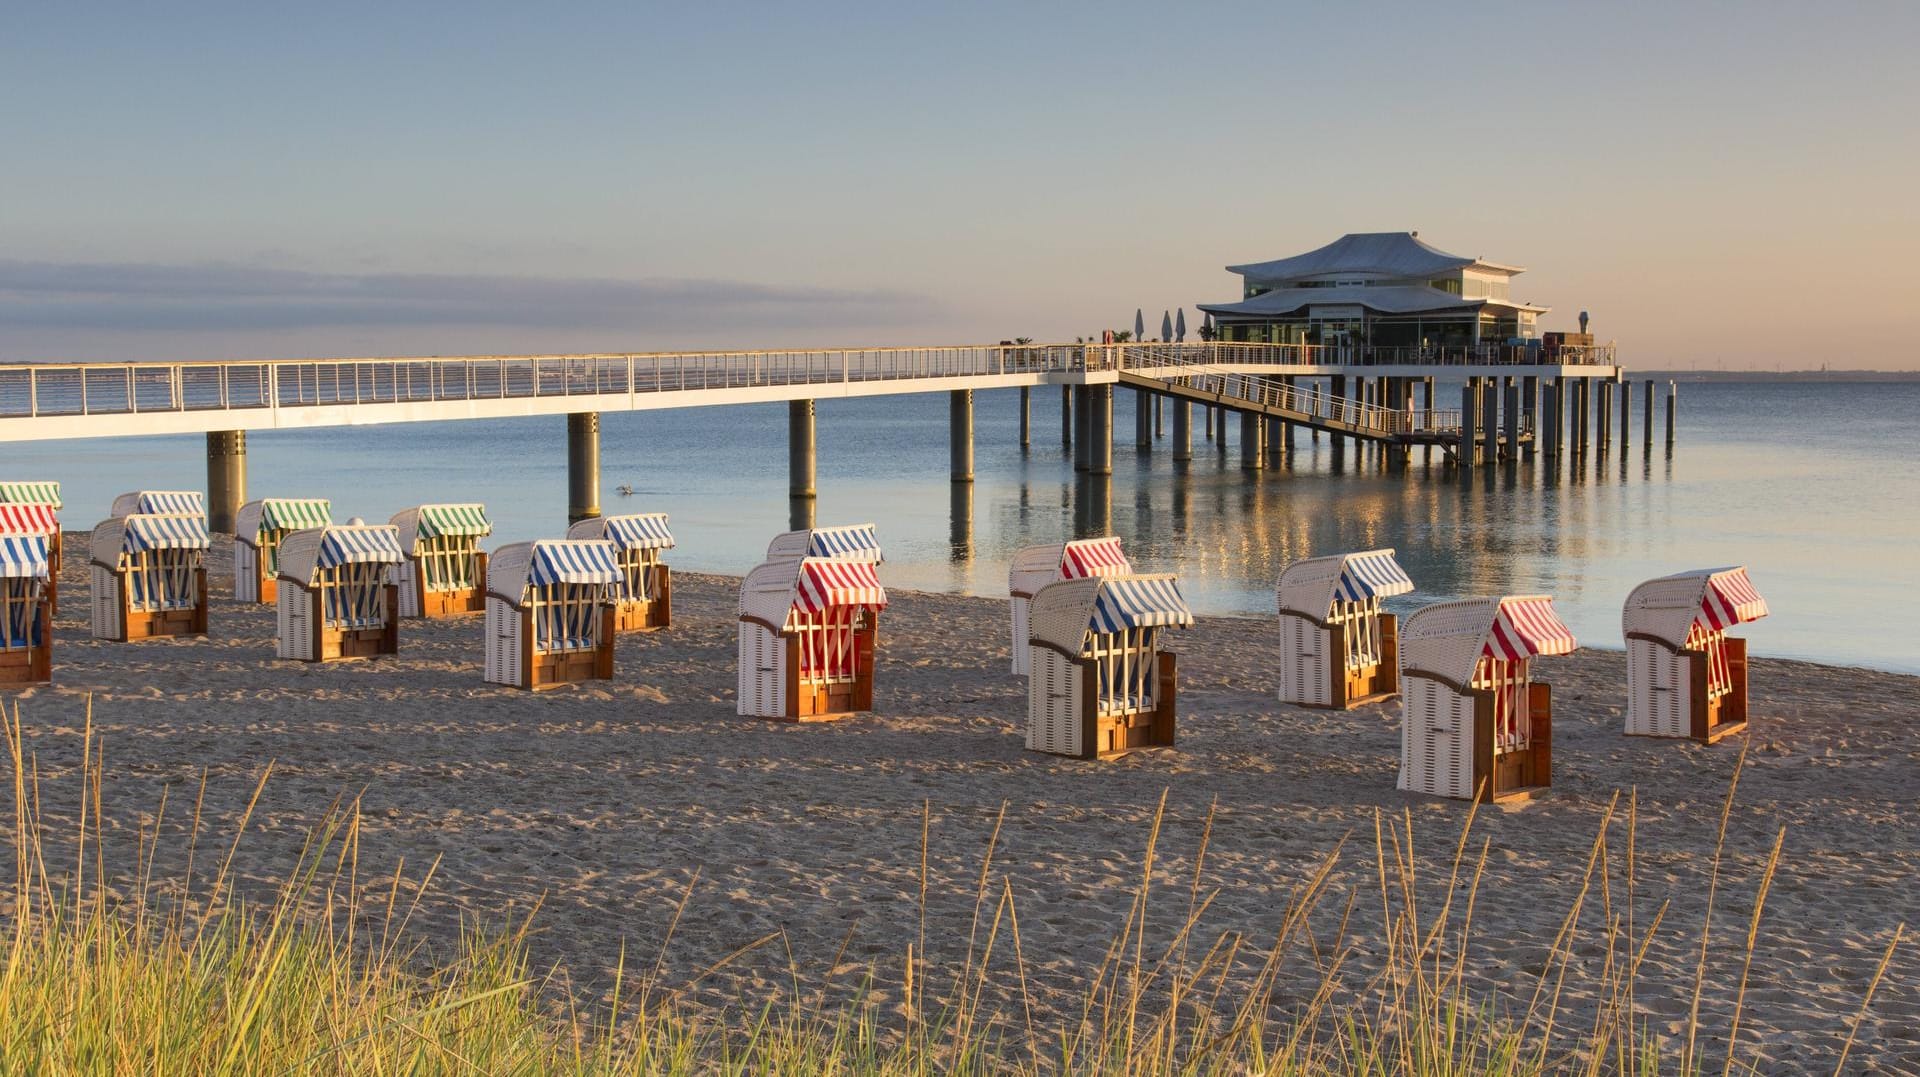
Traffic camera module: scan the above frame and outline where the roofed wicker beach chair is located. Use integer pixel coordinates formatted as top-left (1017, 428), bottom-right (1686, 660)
top-left (1398, 595), bottom-right (1576, 802)
top-left (0, 482), bottom-right (63, 615)
top-left (1624, 567), bottom-right (1768, 743)
top-left (0, 532), bottom-right (53, 687)
top-left (565, 513), bottom-right (675, 632)
top-left (738, 525), bottom-right (885, 722)
top-left (1026, 573), bottom-right (1193, 759)
top-left (89, 514), bottom-right (210, 642)
top-left (274, 524), bottom-right (404, 663)
top-left (1276, 549), bottom-right (1414, 709)
top-left (484, 540), bottom-right (621, 690)
top-left (1006, 536), bottom-right (1131, 676)
top-left (233, 498), bottom-right (332, 604)
top-left (390, 504), bottom-right (492, 618)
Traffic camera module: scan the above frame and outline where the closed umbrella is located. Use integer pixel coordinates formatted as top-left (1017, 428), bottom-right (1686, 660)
top-left (1134, 309), bottom-right (1145, 342)
top-left (1175, 308), bottom-right (1187, 342)
top-left (1160, 310), bottom-right (1173, 343)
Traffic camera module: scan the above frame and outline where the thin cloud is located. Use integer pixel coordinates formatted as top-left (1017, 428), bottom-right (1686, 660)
top-left (0, 259), bottom-right (938, 332)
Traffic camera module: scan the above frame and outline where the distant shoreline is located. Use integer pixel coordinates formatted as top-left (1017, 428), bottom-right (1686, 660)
top-left (1631, 369), bottom-right (1920, 382)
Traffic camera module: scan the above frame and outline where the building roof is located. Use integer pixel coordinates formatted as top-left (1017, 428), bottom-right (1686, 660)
top-left (1198, 284), bottom-right (1547, 319)
top-left (1226, 232), bottom-right (1523, 282)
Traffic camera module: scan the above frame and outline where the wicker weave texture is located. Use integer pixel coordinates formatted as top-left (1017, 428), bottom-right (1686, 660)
top-left (1277, 615), bottom-right (1331, 706)
top-left (1026, 645), bottom-right (1082, 755)
top-left (89, 564), bottom-right (120, 640)
top-left (1399, 675), bottom-right (1473, 799)
top-left (1626, 638), bottom-right (1691, 737)
top-left (1623, 573), bottom-right (1713, 649)
top-left (234, 542), bottom-right (261, 604)
top-left (484, 596), bottom-right (522, 687)
top-left (1401, 597), bottom-right (1502, 688)
top-left (1009, 597), bottom-right (1034, 676)
top-left (276, 583), bottom-right (313, 661)
top-left (737, 621), bottom-right (786, 717)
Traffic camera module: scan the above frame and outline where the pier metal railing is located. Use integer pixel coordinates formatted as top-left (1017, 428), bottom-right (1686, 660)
top-left (0, 341), bottom-right (1602, 426)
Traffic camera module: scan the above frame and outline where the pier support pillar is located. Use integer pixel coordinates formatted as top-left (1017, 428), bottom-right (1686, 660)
top-left (1072, 387), bottom-right (1090, 471)
top-left (1172, 399), bottom-right (1191, 461)
top-left (1204, 404), bottom-right (1214, 441)
top-left (1061, 385), bottom-right (1073, 449)
top-left (1480, 379), bottom-right (1499, 466)
top-left (1265, 415), bottom-right (1284, 464)
top-left (950, 389), bottom-right (974, 482)
top-left (1644, 379), bottom-right (1655, 451)
top-left (1154, 395), bottom-right (1163, 438)
top-left (1240, 411), bottom-right (1265, 471)
top-left (566, 412), bottom-right (601, 523)
top-left (1459, 383), bottom-right (1478, 468)
top-left (1135, 388), bottom-right (1152, 450)
top-left (1543, 380), bottom-right (1559, 459)
top-left (1330, 375), bottom-right (1348, 467)
top-left (788, 400), bottom-right (817, 500)
top-left (1666, 381), bottom-right (1677, 451)
top-left (1087, 385), bottom-right (1113, 476)
top-left (1502, 382), bottom-right (1520, 463)
top-left (1017, 385), bottom-right (1030, 449)
top-left (1598, 380), bottom-right (1614, 457)
top-left (1618, 378), bottom-right (1632, 454)
top-left (206, 430), bottom-right (246, 535)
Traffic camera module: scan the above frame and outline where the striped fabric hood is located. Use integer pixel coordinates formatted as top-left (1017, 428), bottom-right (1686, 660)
top-left (0, 534), bottom-right (50, 579)
top-left (121, 514), bottom-right (212, 553)
top-left (1090, 575), bottom-right (1194, 633)
top-left (316, 526), bottom-right (405, 569)
top-left (601, 514), bottom-right (675, 551)
top-left (0, 482), bottom-right (61, 508)
top-left (260, 499), bottom-right (332, 532)
top-left (529, 541), bottom-right (622, 586)
top-left (415, 504), bottom-right (492, 539)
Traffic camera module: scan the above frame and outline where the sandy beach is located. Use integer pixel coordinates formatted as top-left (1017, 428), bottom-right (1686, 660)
top-left (7, 536), bottom-right (1917, 1071)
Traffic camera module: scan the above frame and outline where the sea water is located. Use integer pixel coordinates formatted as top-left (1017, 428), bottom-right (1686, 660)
top-left (21, 380), bottom-right (1917, 673)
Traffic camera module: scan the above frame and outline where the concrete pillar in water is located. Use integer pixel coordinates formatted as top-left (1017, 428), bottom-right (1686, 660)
top-left (1265, 415), bottom-right (1284, 463)
top-left (566, 412), bottom-right (601, 523)
top-left (1666, 381), bottom-right (1677, 451)
top-left (1172, 399), bottom-right (1191, 461)
top-left (950, 389), bottom-right (974, 482)
top-left (787, 400), bottom-right (816, 499)
top-left (1522, 376), bottom-right (1539, 459)
top-left (1458, 382), bottom-right (1477, 468)
top-left (1480, 378), bottom-right (1499, 466)
top-left (1154, 395), bottom-right (1163, 438)
top-left (1087, 385), bottom-right (1113, 476)
top-left (1330, 374), bottom-right (1348, 466)
top-left (1644, 379), bottom-right (1655, 450)
top-left (1240, 410), bottom-right (1265, 470)
top-left (1017, 385), bottom-right (1030, 449)
top-left (1072, 387), bottom-right (1090, 472)
top-left (1543, 380), bottom-right (1560, 458)
top-left (1061, 385), bottom-right (1072, 449)
top-left (1135, 388), bottom-right (1152, 449)
top-left (1618, 378), bottom-right (1632, 454)
top-left (1204, 403), bottom-right (1214, 441)
top-left (1282, 376), bottom-right (1299, 452)
top-left (1502, 382), bottom-right (1520, 463)
top-left (1598, 379), bottom-right (1614, 457)
top-left (206, 430), bottom-right (246, 534)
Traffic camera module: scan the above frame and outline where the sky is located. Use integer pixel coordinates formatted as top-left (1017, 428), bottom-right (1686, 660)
top-left (3, 2), bottom-right (1916, 369)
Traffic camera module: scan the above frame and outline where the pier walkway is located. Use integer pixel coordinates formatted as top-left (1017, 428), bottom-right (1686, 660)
top-left (1, 341), bottom-right (1622, 530)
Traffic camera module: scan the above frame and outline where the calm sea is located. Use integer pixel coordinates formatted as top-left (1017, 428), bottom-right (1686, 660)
top-left (20, 380), bottom-right (1917, 673)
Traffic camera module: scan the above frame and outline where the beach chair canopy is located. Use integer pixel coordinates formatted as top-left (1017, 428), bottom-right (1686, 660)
top-left (277, 525), bottom-right (405, 584)
top-left (488, 540), bottom-right (622, 604)
top-left (0, 534), bottom-right (50, 581)
top-left (568, 513), bottom-right (675, 551)
top-left (1009, 537), bottom-right (1130, 597)
top-left (0, 482), bottom-right (61, 508)
top-left (391, 504), bottom-right (492, 550)
top-left (1029, 574), bottom-right (1194, 652)
top-left (766, 524), bottom-right (882, 564)
top-left (111, 491), bottom-right (205, 518)
top-left (236, 498), bottom-right (332, 542)
top-left (1402, 595), bottom-right (1578, 687)
top-left (739, 553), bottom-right (887, 628)
top-left (1277, 549), bottom-right (1415, 620)
top-left (1623, 567), bottom-right (1769, 649)
top-left (0, 504), bottom-right (60, 536)
top-left (93, 512), bottom-right (212, 561)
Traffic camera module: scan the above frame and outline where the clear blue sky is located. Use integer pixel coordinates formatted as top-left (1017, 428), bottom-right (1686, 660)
top-left (4, 2), bottom-right (1915, 368)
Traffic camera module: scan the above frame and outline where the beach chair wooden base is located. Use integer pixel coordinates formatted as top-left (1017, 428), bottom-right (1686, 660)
top-left (407, 553), bottom-right (488, 618)
top-left (112, 569), bottom-right (210, 642)
top-left (769, 628), bottom-right (875, 721)
top-left (613, 567), bottom-right (673, 633)
top-left (1027, 647), bottom-right (1177, 759)
top-left (1626, 634), bottom-right (1750, 744)
top-left (1402, 672), bottom-right (1552, 802)
top-left (520, 607), bottom-right (616, 691)
top-left (0, 600), bottom-right (51, 687)
top-left (305, 584), bottom-right (400, 663)
top-left (1279, 613), bottom-right (1401, 710)
top-left (1475, 682), bottom-right (1552, 803)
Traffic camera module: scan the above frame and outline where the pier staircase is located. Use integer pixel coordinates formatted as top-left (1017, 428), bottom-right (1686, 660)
top-left (1118, 347), bottom-right (1468, 445)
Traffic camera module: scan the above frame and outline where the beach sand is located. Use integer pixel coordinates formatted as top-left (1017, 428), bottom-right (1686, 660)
top-left (6, 537), bottom-right (1917, 1071)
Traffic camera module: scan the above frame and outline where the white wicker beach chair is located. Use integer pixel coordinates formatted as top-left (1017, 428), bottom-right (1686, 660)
top-left (566, 513), bottom-right (675, 632)
top-left (484, 539), bottom-right (620, 689)
top-left (1025, 573), bottom-right (1193, 759)
top-left (275, 525), bottom-right (404, 662)
top-left (1624, 567), bottom-right (1767, 743)
top-left (233, 498), bottom-right (332, 604)
top-left (390, 504), bottom-right (492, 618)
top-left (1398, 595), bottom-right (1576, 802)
top-left (88, 513), bottom-right (210, 642)
top-left (738, 526), bottom-right (885, 722)
top-left (1276, 549), bottom-right (1414, 709)
top-left (0, 531), bottom-right (53, 686)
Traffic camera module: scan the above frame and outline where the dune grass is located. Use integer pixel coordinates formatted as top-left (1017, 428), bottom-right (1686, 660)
top-left (0, 699), bottom-right (1905, 1074)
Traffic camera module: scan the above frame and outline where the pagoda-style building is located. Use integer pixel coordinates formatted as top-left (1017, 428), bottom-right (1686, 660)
top-left (1199, 232), bottom-right (1548, 348)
